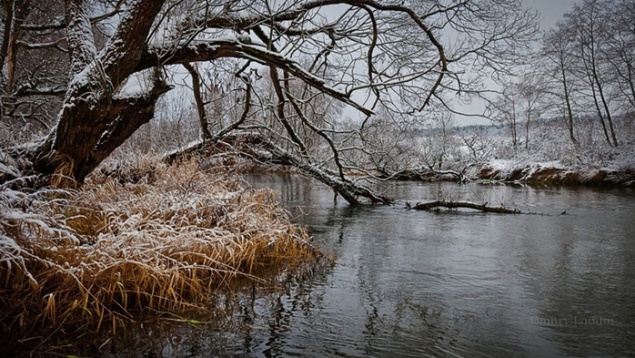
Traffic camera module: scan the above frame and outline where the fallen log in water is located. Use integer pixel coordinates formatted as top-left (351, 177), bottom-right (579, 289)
top-left (409, 200), bottom-right (522, 214)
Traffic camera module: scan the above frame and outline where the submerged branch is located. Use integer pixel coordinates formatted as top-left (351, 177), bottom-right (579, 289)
top-left (410, 201), bottom-right (521, 214)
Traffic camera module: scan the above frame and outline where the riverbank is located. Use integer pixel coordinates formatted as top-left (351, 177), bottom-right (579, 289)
top-left (376, 163), bottom-right (635, 187)
top-left (379, 146), bottom-right (635, 187)
top-left (0, 159), bottom-right (317, 354)
top-left (464, 128), bottom-right (635, 186)
top-left (474, 161), bottom-right (635, 186)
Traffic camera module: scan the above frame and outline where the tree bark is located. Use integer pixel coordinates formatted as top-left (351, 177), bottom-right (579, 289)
top-left (31, 1), bottom-right (168, 184)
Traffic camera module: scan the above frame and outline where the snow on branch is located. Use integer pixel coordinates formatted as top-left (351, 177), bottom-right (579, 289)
top-left (66, 0), bottom-right (98, 76)
top-left (138, 39), bottom-right (373, 116)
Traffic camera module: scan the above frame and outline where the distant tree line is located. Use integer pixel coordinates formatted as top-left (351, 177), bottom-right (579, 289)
top-left (488, 0), bottom-right (634, 149)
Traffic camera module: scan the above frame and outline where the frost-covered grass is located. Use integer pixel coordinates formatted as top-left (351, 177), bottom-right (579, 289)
top-left (0, 159), bottom-right (314, 334)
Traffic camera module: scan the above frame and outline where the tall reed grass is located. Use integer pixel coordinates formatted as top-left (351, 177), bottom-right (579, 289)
top-left (0, 159), bottom-right (315, 336)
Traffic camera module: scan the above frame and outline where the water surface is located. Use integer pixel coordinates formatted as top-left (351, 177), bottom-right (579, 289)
top-left (236, 175), bottom-right (635, 358)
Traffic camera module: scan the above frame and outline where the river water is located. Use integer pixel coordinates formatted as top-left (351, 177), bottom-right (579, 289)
top-left (233, 174), bottom-right (635, 358)
top-left (33, 175), bottom-right (635, 357)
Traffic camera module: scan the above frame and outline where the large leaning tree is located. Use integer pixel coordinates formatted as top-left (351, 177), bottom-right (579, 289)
top-left (1, 0), bottom-right (538, 204)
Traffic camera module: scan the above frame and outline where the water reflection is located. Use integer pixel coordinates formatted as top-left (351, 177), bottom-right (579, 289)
top-left (246, 177), bottom-right (635, 357)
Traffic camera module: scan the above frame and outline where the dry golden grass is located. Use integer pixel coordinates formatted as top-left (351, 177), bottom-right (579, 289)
top-left (0, 159), bottom-right (315, 335)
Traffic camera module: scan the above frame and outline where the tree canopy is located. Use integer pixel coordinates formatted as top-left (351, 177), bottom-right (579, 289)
top-left (1, 0), bottom-right (539, 202)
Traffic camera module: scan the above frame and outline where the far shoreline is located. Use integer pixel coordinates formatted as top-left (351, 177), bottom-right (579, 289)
top-left (371, 164), bottom-right (635, 188)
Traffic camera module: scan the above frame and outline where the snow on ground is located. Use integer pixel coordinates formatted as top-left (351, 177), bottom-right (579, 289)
top-left (0, 150), bottom-right (20, 181)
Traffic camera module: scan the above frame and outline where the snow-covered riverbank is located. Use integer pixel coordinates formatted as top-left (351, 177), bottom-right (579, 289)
top-left (474, 161), bottom-right (635, 186)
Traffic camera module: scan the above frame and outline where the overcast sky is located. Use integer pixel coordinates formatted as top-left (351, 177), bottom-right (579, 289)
top-left (522, 0), bottom-right (581, 30)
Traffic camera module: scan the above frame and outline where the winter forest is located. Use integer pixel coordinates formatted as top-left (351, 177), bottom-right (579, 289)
top-left (1, 0), bottom-right (634, 356)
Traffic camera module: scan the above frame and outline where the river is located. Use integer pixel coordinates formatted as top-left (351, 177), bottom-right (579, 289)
top-left (38, 175), bottom-right (635, 357)
top-left (232, 174), bottom-right (635, 358)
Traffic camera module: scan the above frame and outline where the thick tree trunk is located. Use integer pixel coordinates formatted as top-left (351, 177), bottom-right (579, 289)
top-left (32, 78), bottom-right (171, 183)
top-left (29, 0), bottom-right (167, 184)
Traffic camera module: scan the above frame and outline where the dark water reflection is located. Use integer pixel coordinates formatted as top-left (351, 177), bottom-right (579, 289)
top-left (240, 174), bottom-right (635, 358)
